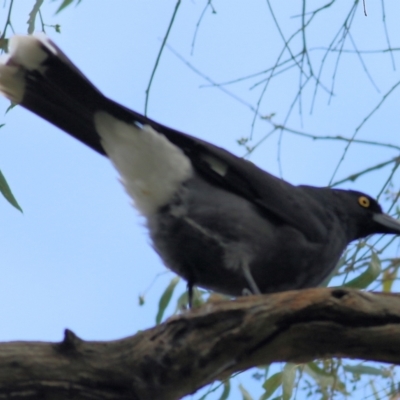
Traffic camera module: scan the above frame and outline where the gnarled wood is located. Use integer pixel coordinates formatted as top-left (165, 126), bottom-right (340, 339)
top-left (1, 288), bottom-right (400, 399)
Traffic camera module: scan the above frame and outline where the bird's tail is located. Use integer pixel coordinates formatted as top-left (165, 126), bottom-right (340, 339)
top-left (0, 34), bottom-right (132, 155)
top-left (0, 35), bottom-right (229, 167)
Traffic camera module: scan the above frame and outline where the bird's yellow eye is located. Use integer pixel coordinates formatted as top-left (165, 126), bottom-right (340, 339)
top-left (358, 196), bottom-right (370, 208)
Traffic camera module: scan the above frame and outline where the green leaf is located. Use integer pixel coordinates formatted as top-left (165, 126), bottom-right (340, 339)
top-left (343, 364), bottom-right (389, 377)
top-left (173, 286), bottom-right (205, 314)
top-left (191, 286), bottom-right (206, 308)
top-left (138, 294), bottom-right (145, 306)
top-left (0, 39), bottom-right (7, 52)
top-left (54, 0), bottom-right (82, 14)
top-left (305, 362), bottom-right (347, 394)
top-left (304, 362), bottom-right (335, 387)
top-left (282, 364), bottom-right (296, 400)
top-left (5, 103), bottom-right (15, 114)
top-left (344, 251), bottom-right (381, 289)
top-left (238, 384), bottom-right (253, 400)
top-left (0, 169), bottom-right (22, 212)
top-left (155, 276), bottom-right (180, 324)
top-left (261, 372), bottom-right (282, 399)
top-left (218, 380), bottom-right (231, 400)
top-left (382, 265), bottom-right (398, 293)
top-left (174, 290), bottom-right (189, 313)
top-left (306, 361), bottom-right (333, 378)
top-left (197, 380), bottom-right (231, 400)
top-left (369, 380), bottom-right (380, 400)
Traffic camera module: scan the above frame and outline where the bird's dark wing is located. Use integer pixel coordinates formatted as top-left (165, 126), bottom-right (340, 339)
top-left (92, 98), bottom-right (328, 241)
top-left (16, 37), bottom-right (327, 242)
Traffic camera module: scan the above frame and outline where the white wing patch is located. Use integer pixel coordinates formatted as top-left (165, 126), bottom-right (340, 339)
top-left (94, 111), bottom-right (194, 217)
top-left (0, 34), bottom-right (56, 103)
top-left (200, 153), bottom-right (228, 176)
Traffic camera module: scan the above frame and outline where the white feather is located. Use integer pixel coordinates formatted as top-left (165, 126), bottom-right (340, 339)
top-left (0, 34), bottom-right (56, 103)
top-left (94, 111), bottom-right (194, 217)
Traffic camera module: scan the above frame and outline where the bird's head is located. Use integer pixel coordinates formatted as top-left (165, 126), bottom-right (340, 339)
top-left (332, 190), bottom-right (400, 240)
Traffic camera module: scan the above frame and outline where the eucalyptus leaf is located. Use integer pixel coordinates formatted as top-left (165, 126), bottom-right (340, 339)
top-left (238, 384), bottom-right (253, 400)
top-left (54, 0), bottom-right (82, 14)
top-left (344, 252), bottom-right (381, 289)
top-left (155, 276), bottom-right (180, 324)
top-left (0, 169), bottom-right (22, 212)
top-left (261, 372), bottom-right (282, 399)
top-left (343, 364), bottom-right (389, 377)
top-left (282, 364), bottom-right (296, 400)
top-left (217, 380), bottom-right (231, 400)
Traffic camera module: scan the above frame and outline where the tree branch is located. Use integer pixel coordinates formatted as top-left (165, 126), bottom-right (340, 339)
top-left (1, 288), bottom-right (400, 399)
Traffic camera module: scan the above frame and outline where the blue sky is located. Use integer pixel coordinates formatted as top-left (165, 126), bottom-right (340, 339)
top-left (1, 1), bottom-right (400, 399)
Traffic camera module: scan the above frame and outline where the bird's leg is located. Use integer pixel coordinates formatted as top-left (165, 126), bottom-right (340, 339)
top-left (187, 280), bottom-right (194, 308)
top-left (242, 264), bottom-right (261, 295)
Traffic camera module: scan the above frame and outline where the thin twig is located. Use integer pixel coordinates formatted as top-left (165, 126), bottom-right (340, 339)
top-left (0, 0), bottom-right (14, 40)
top-left (329, 79), bottom-right (400, 185)
top-left (330, 157), bottom-right (400, 187)
top-left (144, 0), bottom-right (181, 116)
top-left (165, 43), bottom-right (262, 118)
top-left (380, 0), bottom-right (396, 70)
top-left (347, 31), bottom-right (380, 93)
top-left (191, 0), bottom-right (215, 56)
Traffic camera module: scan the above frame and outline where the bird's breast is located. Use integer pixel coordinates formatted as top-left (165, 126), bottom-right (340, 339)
top-left (147, 175), bottom-right (347, 296)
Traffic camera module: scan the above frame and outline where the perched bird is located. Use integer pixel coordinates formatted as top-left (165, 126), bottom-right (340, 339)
top-left (1, 35), bottom-right (400, 304)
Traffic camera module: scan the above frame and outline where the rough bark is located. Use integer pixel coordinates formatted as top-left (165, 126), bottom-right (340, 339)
top-left (1, 288), bottom-right (400, 400)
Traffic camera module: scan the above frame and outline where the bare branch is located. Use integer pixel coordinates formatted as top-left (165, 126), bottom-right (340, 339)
top-left (0, 289), bottom-right (400, 399)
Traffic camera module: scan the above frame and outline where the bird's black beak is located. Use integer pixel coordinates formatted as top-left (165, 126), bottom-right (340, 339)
top-left (373, 213), bottom-right (400, 234)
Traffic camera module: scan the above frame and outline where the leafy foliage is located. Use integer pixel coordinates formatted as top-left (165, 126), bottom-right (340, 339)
top-left (0, 167), bottom-right (22, 212)
top-left (53, 0), bottom-right (82, 14)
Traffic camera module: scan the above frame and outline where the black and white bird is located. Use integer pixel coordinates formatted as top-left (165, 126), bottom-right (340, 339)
top-left (1, 34), bottom-right (400, 303)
